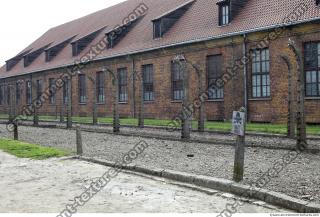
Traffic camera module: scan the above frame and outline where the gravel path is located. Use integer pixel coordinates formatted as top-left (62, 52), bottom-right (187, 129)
top-left (7, 120), bottom-right (320, 150)
top-left (0, 124), bottom-right (319, 205)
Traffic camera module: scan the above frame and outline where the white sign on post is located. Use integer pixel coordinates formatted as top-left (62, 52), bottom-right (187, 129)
top-left (232, 111), bottom-right (245, 136)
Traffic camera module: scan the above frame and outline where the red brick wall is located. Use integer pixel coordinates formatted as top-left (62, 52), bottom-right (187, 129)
top-left (1, 22), bottom-right (320, 124)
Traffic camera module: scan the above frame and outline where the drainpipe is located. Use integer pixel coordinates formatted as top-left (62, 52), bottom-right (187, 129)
top-left (243, 34), bottom-right (248, 120)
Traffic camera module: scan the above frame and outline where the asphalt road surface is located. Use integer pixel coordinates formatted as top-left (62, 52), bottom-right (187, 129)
top-left (0, 151), bottom-right (291, 213)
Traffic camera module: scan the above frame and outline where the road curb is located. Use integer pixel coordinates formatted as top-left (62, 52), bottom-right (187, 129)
top-left (77, 156), bottom-right (320, 213)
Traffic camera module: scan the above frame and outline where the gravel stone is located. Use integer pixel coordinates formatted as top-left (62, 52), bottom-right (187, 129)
top-left (0, 123), bottom-right (319, 204)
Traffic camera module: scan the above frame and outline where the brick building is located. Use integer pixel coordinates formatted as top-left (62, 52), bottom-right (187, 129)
top-left (0, 0), bottom-right (320, 123)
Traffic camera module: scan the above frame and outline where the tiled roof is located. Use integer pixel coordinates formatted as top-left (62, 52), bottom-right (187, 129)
top-left (1, 0), bottom-right (320, 78)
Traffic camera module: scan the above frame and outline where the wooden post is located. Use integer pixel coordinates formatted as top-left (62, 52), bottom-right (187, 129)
top-left (233, 136), bottom-right (245, 182)
top-left (13, 122), bottom-right (18, 140)
top-left (33, 106), bottom-right (39, 126)
top-left (76, 126), bottom-right (83, 155)
top-left (66, 78), bottom-right (72, 129)
top-left (232, 108), bottom-right (246, 182)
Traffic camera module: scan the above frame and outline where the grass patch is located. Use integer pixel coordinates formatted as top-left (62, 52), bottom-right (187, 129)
top-left (2, 113), bottom-right (319, 136)
top-left (0, 138), bottom-right (68, 160)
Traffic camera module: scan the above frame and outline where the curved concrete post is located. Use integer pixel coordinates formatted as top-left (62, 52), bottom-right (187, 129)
top-left (281, 55), bottom-right (296, 139)
top-left (288, 40), bottom-right (307, 148)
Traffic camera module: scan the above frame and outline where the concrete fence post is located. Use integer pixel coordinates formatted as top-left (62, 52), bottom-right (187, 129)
top-left (288, 40), bottom-right (307, 149)
top-left (76, 126), bottom-right (83, 155)
top-left (181, 61), bottom-right (191, 140)
top-left (66, 78), bottom-right (72, 129)
top-left (92, 79), bottom-right (98, 125)
top-left (60, 92), bottom-right (64, 123)
top-left (138, 71), bottom-right (144, 128)
top-left (281, 55), bottom-right (296, 139)
top-left (113, 75), bottom-right (120, 133)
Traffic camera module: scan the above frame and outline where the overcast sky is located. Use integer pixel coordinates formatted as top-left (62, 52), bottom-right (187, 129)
top-left (0, 0), bottom-right (126, 65)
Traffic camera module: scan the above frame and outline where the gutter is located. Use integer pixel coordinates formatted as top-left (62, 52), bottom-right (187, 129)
top-left (1, 17), bottom-right (320, 79)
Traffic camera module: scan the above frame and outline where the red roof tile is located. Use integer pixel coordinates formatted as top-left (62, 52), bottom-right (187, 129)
top-left (1, 0), bottom-right (320, 78)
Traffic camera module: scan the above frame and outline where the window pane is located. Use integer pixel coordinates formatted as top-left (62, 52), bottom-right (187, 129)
top-left (311, 83), bottom-right (317, 96)
top-left (96, 72), bottom-right (105, 103)
top-left (252, 75), bottom-right (257, 87)
top-left (304, 42), bottom-right (318, 69)
top-left (256, 75), bottom-right (261, 87)
top-left (264, 49), bottom-right (270, 61)
top-left (118, 68), bottom-right (128, 102)
top-left (262, 86), bottom-right (267, 97)
top-left (172, 62), bottom-right (184, 100)
top-left (256, 62), bottom-right (261, 73)
top-left (142, 64), bottom-right (154, 101)
top-left (312, 71), bottom-right (317, 82)
top-left (262, 62), bottom-right (267, 73)
top-left (306, 71), bottom-right (311, 83)
top-left (252, 49), bottom-right (270, 98)
top-left (253, 86), bottom-right (257, 98)
top-left (306, 84), bottom-right (312, 96)
top-left (207, 55), bottom-right (223, 99)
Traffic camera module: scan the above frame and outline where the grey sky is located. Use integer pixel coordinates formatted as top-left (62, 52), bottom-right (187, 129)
top-left (0, 0), bottom-right (126, 65)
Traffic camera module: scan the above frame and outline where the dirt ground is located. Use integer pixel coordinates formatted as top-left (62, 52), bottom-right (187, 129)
top-left (0, 151), bottom-right (290, 213)
top-left (0, 124), bottom-right (319, 204)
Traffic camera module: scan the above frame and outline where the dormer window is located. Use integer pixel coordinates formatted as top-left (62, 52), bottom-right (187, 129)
top-left (72, 27), bottom-right (105, 56)
top-left (152, 0), bottom-right (195, 39)
top-left (45, 36), bottom-right (75, 62)
top-left (6, 50), bottom-right (32, 71)
top-left (153, 20), bottom-right (162, 39)
top-left (218, 1), bottom-right (230, 26)
top-left (317, 0), bottom-right (320, 5)
top-left (106, 16), bottom-right (143, 49)
top-left (24, 44), bottom-right (50, 67)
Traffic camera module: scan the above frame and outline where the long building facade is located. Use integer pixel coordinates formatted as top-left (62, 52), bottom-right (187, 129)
top-left (0, 0), bottom-right (320, 124)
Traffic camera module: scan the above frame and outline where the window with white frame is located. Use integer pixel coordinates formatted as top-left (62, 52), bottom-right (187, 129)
top-left (219, 2), bottom-right (230, 26)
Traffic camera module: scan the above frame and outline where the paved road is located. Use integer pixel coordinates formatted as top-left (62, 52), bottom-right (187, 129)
top-left (0, 151), bottom-right (290, 213)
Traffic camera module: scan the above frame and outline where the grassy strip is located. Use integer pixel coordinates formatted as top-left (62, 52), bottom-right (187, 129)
top-left (0, 138), bottom-right (68, 160)
top-left (2, 114), bottom-right (319, 136)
